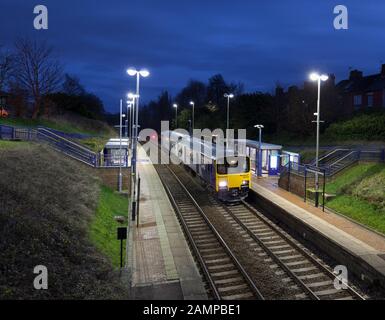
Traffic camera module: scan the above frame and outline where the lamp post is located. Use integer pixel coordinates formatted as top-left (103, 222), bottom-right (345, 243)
top-left (126, 94), bottom-right (135, 147)
top-left (127, 68), bottom-right (150, 221)
top-left (309, 72), bottom-right (328, 208)
top-left (189, 101), bottom-right (195, 134)
top-left (173, 104), bottom-right (178, 129)
top-left (119, 99), bottom-right (124, 192)
top-left (254, 124), bottom-right (264, 177)
top-left (224, 93), bottom-right (234, 131)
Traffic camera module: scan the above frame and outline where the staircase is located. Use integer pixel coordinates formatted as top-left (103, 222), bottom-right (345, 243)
top-left (323, 150), bottom-right (359, 176)
top-left (1, 124), bottom-right (99, 166)
top-left (311, 148), bottom-right (352, 167)
top-left (36, 127), bottom-right (98, 166)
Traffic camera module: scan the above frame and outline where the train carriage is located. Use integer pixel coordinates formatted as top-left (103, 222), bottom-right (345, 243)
top-left (164, 131), bottom-right (251, 202)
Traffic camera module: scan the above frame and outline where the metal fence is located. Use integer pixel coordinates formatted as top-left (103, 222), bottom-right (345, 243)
top-left (282, 149), bottom-right (385, 178)
top-left (0, 124), bottom-right (131, 168)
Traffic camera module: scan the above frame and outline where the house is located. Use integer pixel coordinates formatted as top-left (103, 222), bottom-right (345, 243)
top-left (336, 65), bottom-right (385, 114)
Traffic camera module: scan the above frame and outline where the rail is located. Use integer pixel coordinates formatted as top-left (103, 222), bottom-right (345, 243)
top-left (156, 164), bottom-right (265, 300)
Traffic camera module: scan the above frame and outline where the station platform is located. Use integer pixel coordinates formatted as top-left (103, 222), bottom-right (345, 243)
top-left (126, 146), bottom-right (207, 300)
top-left (250, 176), bottom-right (385, 289)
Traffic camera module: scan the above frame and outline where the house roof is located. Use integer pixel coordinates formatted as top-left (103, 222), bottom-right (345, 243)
top-left (241, 139), bottom-right (282, 150)
top-left (105, 138), bottom-right (130, 149)
top-left (336, 72), bottom-right (385, 94)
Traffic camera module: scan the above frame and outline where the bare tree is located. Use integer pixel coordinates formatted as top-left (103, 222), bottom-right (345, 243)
top-left (14, 39), bottom-right (63, 118)
top-left (0, 46), bottom-right (14, 92)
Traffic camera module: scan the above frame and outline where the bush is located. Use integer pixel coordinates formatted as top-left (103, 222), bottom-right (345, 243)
top-left (352, 167), bottom-right (385, 209)
top-left (0, 144), bottom-right (127, 299)
top-left (324, 112), bottom-right (385, 141)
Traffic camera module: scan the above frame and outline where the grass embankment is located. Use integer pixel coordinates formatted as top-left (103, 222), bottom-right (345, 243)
top-left (0, 142), bottom-right (127, 299)
top-left (0, 113), bottom-right (115, 137)
top-left (267, 112), bottom-right (385, 149)
top-left (77, 137), bottom-right (110, 152)
top-left (90, 186), bottom-right (128, 267)
top-left (325, 163), bottom-right (385, 234)
top-left (0, 140), bottom-right (29, 150)
top-left (1, 115), bottom-right (115, 152)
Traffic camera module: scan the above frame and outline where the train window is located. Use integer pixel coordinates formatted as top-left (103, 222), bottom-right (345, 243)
top-left (217, 157), bottom-right (250, 174)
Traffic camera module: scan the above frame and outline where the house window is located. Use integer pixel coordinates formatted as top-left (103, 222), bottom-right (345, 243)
top-left (354, 95), bottom-right (362, 107)
top-left (367, 93), bottom-right (374, 107)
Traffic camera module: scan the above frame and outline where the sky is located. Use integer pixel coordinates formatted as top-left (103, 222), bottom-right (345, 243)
top-left (2, 0), bottom-right (385, 112)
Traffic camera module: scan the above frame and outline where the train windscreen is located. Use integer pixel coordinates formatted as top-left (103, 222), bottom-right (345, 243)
top-left (217, 156), bottom-right (250, 174)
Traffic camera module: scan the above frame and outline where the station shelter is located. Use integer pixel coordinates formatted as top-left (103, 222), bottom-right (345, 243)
top-left (281, 150), bottom-right (301, 170)
top-left (242, 140), bottom-right (283, 176)
top-left (103, 138), bottom-right (130, 167)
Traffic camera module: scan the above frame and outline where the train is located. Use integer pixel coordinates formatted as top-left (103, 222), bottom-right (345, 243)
top-left (163, 131), bottom-right (251, 202)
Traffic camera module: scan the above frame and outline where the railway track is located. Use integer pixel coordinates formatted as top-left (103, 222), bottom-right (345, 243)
top-left (154, 164), bottom-right (265, 300)
top-left (215, 201), bottom-right (366, 300)
top-left (166, 164), bottom-right (366, 300)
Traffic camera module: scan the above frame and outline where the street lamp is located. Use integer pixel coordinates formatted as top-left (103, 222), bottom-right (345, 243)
top-left (173, 104), bottom-right (178, 128)
top-left (254, 124), bottom-right (264, 177)
top-left (224, 93), bottom-right (234, 131)
top-left (309, 72), bottom-right (328, 208)
top-left (127, 93), bottom-right (138, 147)
top-left (126, 99), bottom-right (133, 141)
top-left (126, 68), bottom-right (150, 222)
top-left (118, 99), bottom-right (124, 192)
top-left (189, 101), bottom-right (195, 133)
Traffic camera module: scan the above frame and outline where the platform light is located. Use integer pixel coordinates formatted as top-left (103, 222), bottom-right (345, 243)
top-left (309, 73), bottom-right (329, 82)
top-left (127, 92), bottom-right (139, 99)
top-left (224, 93), bottom-right (234, 130)
top-left (126, 67), bottom-right (150, 223)
top-left (127, 68), bottom-right (137, 76)
top-left (189, 101), bottom-right (195, 132)
top-left (309, 71), bottom-right (329, 208)
top-left (127, 68), bottom-right (150, 78)
top-left (139, 70), bottom-right (150, 78)
top-left (173, 104), bottom-right (178, 128)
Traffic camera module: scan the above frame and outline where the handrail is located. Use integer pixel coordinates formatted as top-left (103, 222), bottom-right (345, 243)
top-left (315, 148), bottom-right (351, 164)
top-left (37, 128), bottom-right (95, 154)
top-left (329, 150), bottom-right (358, 168)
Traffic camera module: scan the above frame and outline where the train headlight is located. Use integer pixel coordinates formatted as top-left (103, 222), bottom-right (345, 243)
top-left (242, 180), bottom-right (249, 186)
top-left (218, 180), bottom-right (228, 188)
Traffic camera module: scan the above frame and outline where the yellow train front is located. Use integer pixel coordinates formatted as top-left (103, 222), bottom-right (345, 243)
top-left (214, 156), bottom-right (251, 202)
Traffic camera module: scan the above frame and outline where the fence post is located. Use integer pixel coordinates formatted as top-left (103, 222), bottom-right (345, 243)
top-left (322, 169), bottom-right (326, 212)
top-left (304, 167), bottom-right (307, 203)
top-left (288, 160), bottom-right (291, 192)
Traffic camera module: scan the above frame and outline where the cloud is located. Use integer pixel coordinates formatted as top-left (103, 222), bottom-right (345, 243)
top-left (2, 0), bottom-right (385, 111)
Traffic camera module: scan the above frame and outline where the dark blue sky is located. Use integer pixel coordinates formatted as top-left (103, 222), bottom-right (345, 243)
top-left (2, 0), bottom-right (385, 112)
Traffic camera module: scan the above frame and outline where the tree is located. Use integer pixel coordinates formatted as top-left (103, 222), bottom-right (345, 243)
top-left (0, 46), bottom-right (13, 92)
top-left (176, 80), bottom-right (207, 109)
top-left (13, 39), bottom-right (63, 118)
top-left (206, 74), bottom-right (229, 109)
top-left (62, 74), bottom-right (85, 96)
